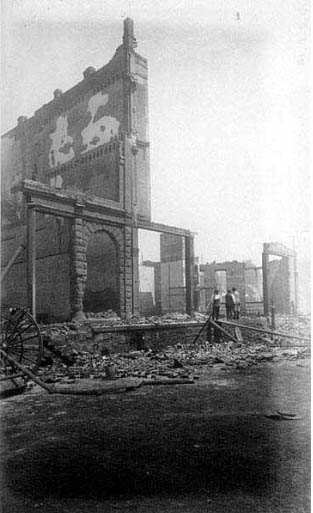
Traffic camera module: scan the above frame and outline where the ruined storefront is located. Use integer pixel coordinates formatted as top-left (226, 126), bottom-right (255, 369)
top-left (1, 19), bottom-right (194, 322)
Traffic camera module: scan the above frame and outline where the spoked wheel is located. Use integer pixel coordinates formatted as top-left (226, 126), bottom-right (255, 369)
top-left (0, 307), bottom-right (43, 378)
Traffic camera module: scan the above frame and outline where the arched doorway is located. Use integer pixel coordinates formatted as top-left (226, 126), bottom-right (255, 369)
top-left (83, 231), bottom-right (119, 314)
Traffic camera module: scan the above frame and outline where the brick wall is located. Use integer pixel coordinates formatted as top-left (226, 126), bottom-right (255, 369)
top-left (1, 76), bottom-right (124, 212)
top-left (44, 321), bottom-right (207, 354)
top-left (1, 217), bottom-right (139, 321)
top-left (160, 234), bottom-right (186, 313)
top-left (129, 49), bottom-right (150, 220)
top-left (1, 216), bottom-right (71, 320)
top-left (268, 258), bottom-right (290, 313)
top-left (160, 233), bottom-right (185, 262)
top-left (36, 254), bottom-right (71, 320)
top-left (1, 19), bottom-right (151, 224)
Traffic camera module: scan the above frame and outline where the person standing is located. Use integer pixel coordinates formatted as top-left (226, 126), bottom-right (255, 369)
top-left (225, 289), bottom-right (235, 320)
top-left (206, 289), bottom-right (221, 321)
top-left (232, 287), bottom-right (240, 319)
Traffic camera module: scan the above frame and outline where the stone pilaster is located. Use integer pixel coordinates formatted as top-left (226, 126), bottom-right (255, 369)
top-left (123, 224), bottom-right (139, 317)
top-left (70, 215), bottom-right (87, 322)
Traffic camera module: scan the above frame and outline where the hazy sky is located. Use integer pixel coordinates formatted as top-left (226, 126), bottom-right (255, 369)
top-left (1, 0), bottom-right (311, 265)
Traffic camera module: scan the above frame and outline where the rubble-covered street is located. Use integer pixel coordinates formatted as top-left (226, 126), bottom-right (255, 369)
top-left (1, 5), bottom-right (311, 512)
top-left (0, 315), bottom-right (311, 513)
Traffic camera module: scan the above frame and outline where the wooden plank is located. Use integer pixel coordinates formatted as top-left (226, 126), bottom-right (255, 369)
top-left (210, 319), bottom-right (238, 343)
top-left (235, 327), bottom-right (243, 342)
top-left (219, 320), bottom-right (311, 342)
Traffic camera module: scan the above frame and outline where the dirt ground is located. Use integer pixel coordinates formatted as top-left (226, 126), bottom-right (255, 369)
top-left (0, 359), bottom-right (310, 513)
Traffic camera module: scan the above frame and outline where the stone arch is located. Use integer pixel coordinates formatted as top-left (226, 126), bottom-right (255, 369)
top-left (83, 223), bottom-right (123, 315)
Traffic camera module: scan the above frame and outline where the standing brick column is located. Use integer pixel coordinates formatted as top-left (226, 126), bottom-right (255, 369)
top-left (70, 211), bottom-right (87, 322)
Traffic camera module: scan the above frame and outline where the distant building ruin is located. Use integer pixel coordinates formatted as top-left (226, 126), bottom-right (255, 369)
top-left (262, 242), bottom-right (298, 315)
top-left (195, 242), bottom-right (298, 317)
top-left (196, 260), bottom-right (263, 316)
top-left (1, 19), bottom-right (195, 322)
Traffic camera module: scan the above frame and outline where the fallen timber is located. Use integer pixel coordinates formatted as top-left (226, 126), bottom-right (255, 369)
top-left (209, 319), bottom-right (238, 343)
top-left (0, 348), bottom-right (54, 393)
top-left (218, 320), bottom-right (311, 343)
top-left (0, 348), bottom-right (194, 396)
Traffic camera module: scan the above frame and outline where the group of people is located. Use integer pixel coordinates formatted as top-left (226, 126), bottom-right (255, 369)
top-left (208, 287), bottom-right (240, 321)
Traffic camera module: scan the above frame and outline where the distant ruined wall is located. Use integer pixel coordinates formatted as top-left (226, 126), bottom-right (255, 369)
top-left (160, 234), bottom-right (186, 313)
top-left (200, 261), bottom-right (246, 313)
top-left (268, 258), bottom-right (290, 314)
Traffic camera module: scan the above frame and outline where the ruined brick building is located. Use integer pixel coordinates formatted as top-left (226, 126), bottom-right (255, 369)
top-left (1, 19), bottom-right (195, 322)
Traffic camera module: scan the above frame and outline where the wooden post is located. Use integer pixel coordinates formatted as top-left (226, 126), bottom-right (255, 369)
top-left (207, 320), bottom-right (212, 343)
top-left (270, 303), bottom-right (276, 330)
top-left (262, 251), bottom-right (269, 316)
top-left (27, 206), bottom-right (36, 318)
top-left (185, 235), bottom-right (194, 316)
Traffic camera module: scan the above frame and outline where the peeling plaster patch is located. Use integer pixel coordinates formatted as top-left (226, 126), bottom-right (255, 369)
top-left (81, 92), bottom-right (120, 154)
top-left (90, 136), bottom-right (100, 146)
top-left (49, 115), bottom-right (75, 168)
top-left (59, 142), bottom-right (73, 154)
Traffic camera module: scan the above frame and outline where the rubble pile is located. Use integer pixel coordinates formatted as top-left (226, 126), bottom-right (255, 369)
top-left (38, 337), bottom-right (310, 385)
top-left (275, 315), bottom-right (311, 339)
top-left (223, 315), bottom-right (311, 347)
top-left (37, 314), bottom-right (310, 385)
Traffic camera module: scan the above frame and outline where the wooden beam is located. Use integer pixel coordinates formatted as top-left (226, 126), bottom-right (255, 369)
top-left (219, 319), bottom-right (311, 342)
top-left (1, 244), bottom-right (26, 282)
top-left (210, 319), bottom-right (238, 343)
top-left (137, 219), bottom-right (192, 237)
top-left (27, 206), bottom-right (36, 318)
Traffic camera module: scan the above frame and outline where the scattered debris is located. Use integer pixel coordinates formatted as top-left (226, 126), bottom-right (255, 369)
top-left (2, 314), bottom-right (310, 396)
top-left (265, 412), bottom-right (303, 421)
top-left (276, 410), bottom-right (297, 418)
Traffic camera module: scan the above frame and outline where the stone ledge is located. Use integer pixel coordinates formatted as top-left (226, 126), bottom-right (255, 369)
top-left (90, 321), bottom-right (205, 334)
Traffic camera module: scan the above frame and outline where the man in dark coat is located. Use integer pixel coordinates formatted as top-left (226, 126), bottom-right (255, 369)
top-left (225, 289), bottom-right (235, 320)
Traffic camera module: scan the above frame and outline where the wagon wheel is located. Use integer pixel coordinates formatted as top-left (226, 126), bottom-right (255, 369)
top-left (0, 308), bottom-right (43, 378)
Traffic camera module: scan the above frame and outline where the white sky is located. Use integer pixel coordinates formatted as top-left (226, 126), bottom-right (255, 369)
top-left (1, 0), bottom-right (311, 266)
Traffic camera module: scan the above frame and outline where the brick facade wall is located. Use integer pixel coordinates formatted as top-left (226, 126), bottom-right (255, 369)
top-left (1, 19), bottom-right (151, 225)
top-left (1, 214), bottom-right (140, 321)
top-left (1, 19), bottom-right (193, 322)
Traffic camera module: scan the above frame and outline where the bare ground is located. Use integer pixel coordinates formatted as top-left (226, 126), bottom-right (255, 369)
top-left (0, 359), bottom-right (310, 513)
